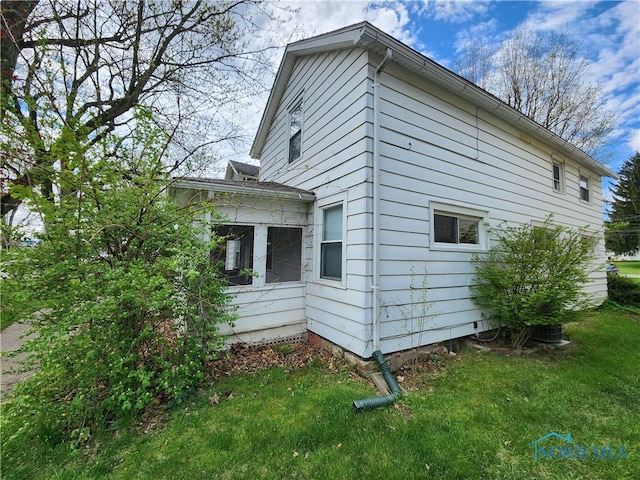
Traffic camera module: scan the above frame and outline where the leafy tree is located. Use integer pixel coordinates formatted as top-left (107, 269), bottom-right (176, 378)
top-left (472, 220), bottom-right (596, 349)
top-left (1, 0), bottom-right (275, 217)
top-left (455, 24), bottom-right (615, 158)
top-left (1, 111), bottom-right (233, 445)
top-left (605, 152), bottom-right (640, 255)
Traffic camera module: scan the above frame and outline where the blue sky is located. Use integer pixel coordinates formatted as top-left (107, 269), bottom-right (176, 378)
top-left (252, 0), bottom-right (639, 178)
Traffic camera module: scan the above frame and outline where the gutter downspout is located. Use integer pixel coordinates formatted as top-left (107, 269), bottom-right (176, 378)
top-left (372, 48), bottom-right (392, 354)
top-left (352, 350), bottom-right (402, 412)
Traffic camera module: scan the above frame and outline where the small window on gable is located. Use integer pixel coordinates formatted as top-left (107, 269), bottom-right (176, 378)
top-left (552, 163), bottom-right (564, 192)
top-left (288, 101), bottom-right (303, 163)
top-left (579, 175), bottom-right (590, 202)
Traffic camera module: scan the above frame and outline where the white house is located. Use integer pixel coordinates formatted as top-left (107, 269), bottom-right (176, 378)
top-left (172, 22), bottom-right (615, 358)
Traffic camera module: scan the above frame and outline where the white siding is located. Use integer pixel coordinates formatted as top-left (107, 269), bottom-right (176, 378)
top-left (374, 64), bottom-right (608, 352)
top-left (220, 283), bottom-right (307, 344)
top-left (255, 46), bottom-right (609, 358)
top-left (260, 48), bottom-right (375, 357)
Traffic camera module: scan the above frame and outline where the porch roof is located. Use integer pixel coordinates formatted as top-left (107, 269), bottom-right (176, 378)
top-left (173, 177), bottom-right (316, 202)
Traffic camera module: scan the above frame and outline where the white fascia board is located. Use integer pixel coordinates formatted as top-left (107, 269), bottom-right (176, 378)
top-left (173, 179), bottom-right (315, 202)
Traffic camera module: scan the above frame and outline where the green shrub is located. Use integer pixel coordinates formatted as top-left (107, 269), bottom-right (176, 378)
top-left (472, 220), bottom-right (596, 348)
top-left (1, 113), bottom-right (233, 448)
top-left (607, 273), bottom-right (640, 307)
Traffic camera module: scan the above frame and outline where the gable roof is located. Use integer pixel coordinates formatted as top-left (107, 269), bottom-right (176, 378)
top-left (250, 21), bottom-right (615, 178)
top-left (226, 160), bottom-right (260, 180)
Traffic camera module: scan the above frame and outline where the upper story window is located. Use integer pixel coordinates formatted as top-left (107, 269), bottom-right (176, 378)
top-left (288, 101), bottom-right (303, 163)
top-left (579, 175), bottom-right (590, 202)
top-left (552, 162), bottom-right (564, 192)
top-left (320, 204), bottom-right (343, 280)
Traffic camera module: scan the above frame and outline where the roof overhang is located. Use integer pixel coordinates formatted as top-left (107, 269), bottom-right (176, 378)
top-left (250, 22), bottom-right (616, 179)
top-left (171, 177), bottom-right (315, 202)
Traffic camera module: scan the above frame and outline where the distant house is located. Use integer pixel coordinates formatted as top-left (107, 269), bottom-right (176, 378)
top-left (172, 22), bottom-right (615, 358)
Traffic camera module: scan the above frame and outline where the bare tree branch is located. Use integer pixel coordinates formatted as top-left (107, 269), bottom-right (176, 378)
top-left (455, 24), bottom-right (616, 158)
top-left (1, 0), bottom-right (278, 216)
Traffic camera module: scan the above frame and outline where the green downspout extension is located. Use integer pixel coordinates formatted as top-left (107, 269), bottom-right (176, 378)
top-left (352, 350), bottom-right (402, 412)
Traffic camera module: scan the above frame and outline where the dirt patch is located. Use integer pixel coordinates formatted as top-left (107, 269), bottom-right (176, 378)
top-left (467, 338), bottom-right (573, 357)
top-left (207, 341), bottom-right (343, 381)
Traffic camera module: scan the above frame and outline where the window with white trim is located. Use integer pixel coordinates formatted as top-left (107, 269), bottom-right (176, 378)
top-left (552, 162), bottom-right (564, 192)
top-left (288, 101), bottom-right (303, 163)
top-left (431, 202), bottom-right (488, 249)
top-left (579, 175), bottom-right (590, 202)
top-left (320, 204), bottom-right (343, 280)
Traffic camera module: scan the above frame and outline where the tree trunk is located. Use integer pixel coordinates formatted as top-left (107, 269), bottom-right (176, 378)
top-left (1, 1), bottom-right (38, 88)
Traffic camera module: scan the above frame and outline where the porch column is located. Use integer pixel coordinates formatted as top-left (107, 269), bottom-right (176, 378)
top-left (253, 225), bottom-right (268, 287)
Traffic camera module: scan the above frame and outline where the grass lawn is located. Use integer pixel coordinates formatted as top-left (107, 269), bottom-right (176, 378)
top-left (2, 308), bottom-right (639, 479)
top-left (612, 261), bottom-right (640, 275)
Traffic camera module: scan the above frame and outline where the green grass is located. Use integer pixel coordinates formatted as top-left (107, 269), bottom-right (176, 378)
top-left (613, 261), bottom-right (640, 275)
top-left (2, 308), bottom-right (639, 479)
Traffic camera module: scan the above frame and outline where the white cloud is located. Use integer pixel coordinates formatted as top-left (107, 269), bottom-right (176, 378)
top-left (420, 0), bottom-right (491, 23)
top-left (629, 129), bottom-right (640, 154)
top-left (523, 1), bottom-right (596, 33)
top-left (453, 18), bottom-right (499, 51)
top-left (364, 2), bottom-right (417, 45)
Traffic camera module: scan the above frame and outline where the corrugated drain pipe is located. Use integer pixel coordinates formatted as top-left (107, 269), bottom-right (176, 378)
top-left (352, 350), bottom-right (402, 412)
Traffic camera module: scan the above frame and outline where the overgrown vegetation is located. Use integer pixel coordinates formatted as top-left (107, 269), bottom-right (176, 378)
top-left (472, 220), bottom-right (596, 348)
top-left (607, 273), bottom-right (640, 308)
top-left (2, 308), bottom-right (638, 479)
top-left (1, 113), bottom-right (233, 445)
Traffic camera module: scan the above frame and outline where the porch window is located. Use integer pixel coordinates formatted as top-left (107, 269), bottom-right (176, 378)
top-left (288, 101), bottom-right (303, 163)
top-left (579, 175), bottom-right (590, 202)
top-left (212, 225), bottom-right (254, 285)
top-left (266, 227), bottom-right (302, 283)
top-left (321, 204), bottom-right (343, 280)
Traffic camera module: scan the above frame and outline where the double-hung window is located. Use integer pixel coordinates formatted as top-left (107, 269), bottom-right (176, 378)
top-left (579, 175), bottom-right (590, 202)
top-left (288, 101), bottom-right (303, 163)
top-left (320, 204), bottom-right (343, 280)
top-left (552, 162), bottom-right (564, 192)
